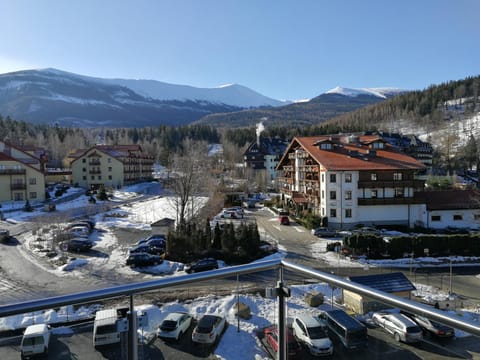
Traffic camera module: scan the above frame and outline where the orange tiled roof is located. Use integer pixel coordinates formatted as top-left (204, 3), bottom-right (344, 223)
top-left (289, 135), bottom-right (425, 171)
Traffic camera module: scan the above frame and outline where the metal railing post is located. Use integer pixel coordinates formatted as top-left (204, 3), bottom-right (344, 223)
top-left (277, 266), bottom-right (286, 360)
top-left (128, 295), bottom-right (138, 360)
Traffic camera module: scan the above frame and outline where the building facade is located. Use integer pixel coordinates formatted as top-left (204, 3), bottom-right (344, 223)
top-left (69, 145), bottom-right (153, 189)
top-left (243, 137), bottom-right (289, 180)
top-left (0, 141), bottom-right (46, 202)
top-left (276, 135), bottom-right (426, 229)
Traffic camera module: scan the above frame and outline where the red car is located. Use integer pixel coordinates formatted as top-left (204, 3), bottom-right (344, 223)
top-left (278, 210), bottom-right (290, 225)
top-left (263, 326), bottom-right (303, 358)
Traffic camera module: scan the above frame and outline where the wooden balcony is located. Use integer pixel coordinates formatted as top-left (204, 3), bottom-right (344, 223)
top-left (0, 169), bottom-right (26, 175)
top-left (358, 197), bottom-right (425, 206)
top-left (358, 179), bottom-right (425, 189)
top-left (11, 183), bottom-right (26, 190)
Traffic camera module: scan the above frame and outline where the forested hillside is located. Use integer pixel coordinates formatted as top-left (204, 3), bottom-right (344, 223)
top-left (0, 115), bottom-right (219, 167)
top-left (320, 76), bottom-right (480, 130)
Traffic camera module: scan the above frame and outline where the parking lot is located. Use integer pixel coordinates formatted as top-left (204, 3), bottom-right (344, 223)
top-left (1, 319), bottom-right (480, 359)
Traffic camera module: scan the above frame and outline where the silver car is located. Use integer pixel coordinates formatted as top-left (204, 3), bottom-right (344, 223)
top-left (372, 312), bottom-right (423, 343)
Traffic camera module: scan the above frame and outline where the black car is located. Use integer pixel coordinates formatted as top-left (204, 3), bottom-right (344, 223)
top-left (61, 238), bottom-right (94, 252)
top-left (126, 252), bottom-right (163, 267)
top-left (146, 238), bottom-right (166, 252)
top-left (128, 242), bottom-right (165, 257)
top-left (404, 312), bottom-right (455, 340)
top-left (184, 258), bottom-right (218, 273)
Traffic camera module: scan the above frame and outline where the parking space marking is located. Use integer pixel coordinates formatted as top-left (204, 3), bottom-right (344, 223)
top-left (294, 227), bottom-right (304, 233)
top-left (272, 225), bottom-right (281, 231)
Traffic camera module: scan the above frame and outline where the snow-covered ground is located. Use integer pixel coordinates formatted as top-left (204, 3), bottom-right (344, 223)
top-left (2, 183), bottom-right (480, 359)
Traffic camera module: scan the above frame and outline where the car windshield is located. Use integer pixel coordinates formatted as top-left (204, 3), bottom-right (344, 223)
top-left (308, 326), bottom-right (328, 339)
top-left (161, 320), bottom-right (177, 331)
top-left (407, 326), bottom-right (422, 333)
top-left (22, 336), bottom-right (44, 346)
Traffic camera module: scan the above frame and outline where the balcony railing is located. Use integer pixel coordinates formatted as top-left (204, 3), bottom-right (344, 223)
top-left (358, 180), bottom-right (425, 189)
top-left (0, 169), bottom-right (26, 175)
top-left (88, 160), bottom-right (101, 165)
top-left (358, 197), bottom-right (426, 206)
top-left (10, 183), bottom-right (26, 190)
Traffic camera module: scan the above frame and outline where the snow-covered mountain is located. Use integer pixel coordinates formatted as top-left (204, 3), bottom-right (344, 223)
top-left (0, 68), bottom-right (286, 127)
top-left (33, 68), bottom-right (286, 108)
top-left (325, 86), bottom-right (405, 99)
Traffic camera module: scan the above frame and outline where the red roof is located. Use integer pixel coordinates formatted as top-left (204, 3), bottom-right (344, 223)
top-left (283, 135), bottom-right (425, 171)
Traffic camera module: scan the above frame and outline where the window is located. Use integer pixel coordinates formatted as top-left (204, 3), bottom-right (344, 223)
top-left (320, 143), bottom-right (332, 150)
top-left (98, 175), bottom-right (102, 180)
top-left (14, 193), bottom-right (24, 201)
top-left (345, 173), bottom-right (352, 183)
top-left (395, 188), bottom-right (404, 197)
top-left (108, 158), bottom-right (112, 163)
top-left (330, 174), bottom-right (336, 183)
top-left (345, 190), bottom-right (352, 200)
top-left (82, 167), bottom-right (86, 172)
top-left (83, 176), bottom-right (86, 180)
top-left (330, 208), bottom-right (337, 218)
top-left (431, 215), bottom-right (441, 222)
top-left (108, 175), bottom-right (112, 180)
top-left (372, 142), bottom-right (384, 149)
top-left (321, 174), bottom-right (324, 182)
top-left (453, 214), bottom-right (463, 221)
top-left (29, 192), bottom-right (37, 199)
top-left (29, 178), bottom-right (36, 185)
top-left (91, 176), bottom-right (95, 180)
top-left (322, 207), bottom-right (325, 216)
top-left (330, 191), bottom-right (336, 200)
top-left (371, 173), bottom-right (377, 181)
top-left (345, 208), bottom-right (352, 218)
top-left (393, 172), bottom-right (402, 181)
top-left (82, 159), bottom-right (86, 163)
top-left (321, 190), bottom-right (324, 199)
top-left (371, 189), bottom-right (378, 198)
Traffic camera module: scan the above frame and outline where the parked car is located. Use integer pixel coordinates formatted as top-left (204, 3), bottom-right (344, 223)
top-left (263, 325), bottom-right (303, 358)
top-left (128, 243), bottom-right (165, 257)
top-left (372, 312), bottom-right (423, 343)
top-left (61, 238), bottom-right (94, 252)
top-left (126, 252), bottom-right (163, 267)
top-left (185, 258), bottom-right (218, 273)
top-left (221, 210), bottom-right (239, 219)
top-left (146, 238), bottom-right (166, 252)
top-left (311, 227), bottom-right (337, 238)
top-left (67, 225), bottom-right (90, 238)
top-left (157, 312), bottom-right (193, 340)
top-left (278, 210), bottom-right (290, 225)
top-left (403, 312), bottom-right (455, 340)
top-left (67, 221), bottom-right (93, 232)
top-left (0, 229), bottom-right (11, 242)
top-left (20, 323), bottom-right (51, 360)
top-left (191, 314), bottom-right (226, 344)
top-left (353, 227), bottom-right (381, 235)
top-left (292, 314), bottom-right (333, 356)
top-left (144, 234), bottom-right (166, 242)
top-left (225, 207), bottom-right (244, 217)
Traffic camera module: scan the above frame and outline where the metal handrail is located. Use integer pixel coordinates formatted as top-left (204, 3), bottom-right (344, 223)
top-left (0, 258), bottom-right (479, 339)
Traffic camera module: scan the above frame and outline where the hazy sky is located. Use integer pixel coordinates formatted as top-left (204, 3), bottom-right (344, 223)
top-left (0, 0), bottom-right (478, 100)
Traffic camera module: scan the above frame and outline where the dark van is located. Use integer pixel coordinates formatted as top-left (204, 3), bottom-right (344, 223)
top-left (318, 309), bottom-right (368, 349)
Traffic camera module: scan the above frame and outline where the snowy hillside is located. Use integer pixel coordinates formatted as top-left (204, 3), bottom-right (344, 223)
top-left (39, 68), bottom-right (287, 108)
top-left (326, 86), bottom-right (405, 99)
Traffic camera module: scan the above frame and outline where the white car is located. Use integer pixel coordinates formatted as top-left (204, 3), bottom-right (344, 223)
top-left (191, 314), bottom-right (226, 344)
top-left (157, 312), bottom-right (192, 340)
top-left (372, 312), bottom-right (423, 343)
top-left (292, 314), bottom-right (333, 356)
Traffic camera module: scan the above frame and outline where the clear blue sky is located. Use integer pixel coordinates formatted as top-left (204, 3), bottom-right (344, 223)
top-left (0, 0), bottom-right (478, 100)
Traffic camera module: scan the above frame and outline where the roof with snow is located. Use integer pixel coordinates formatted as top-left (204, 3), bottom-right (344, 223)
top-left (349, 272), bottom-right (415, 293)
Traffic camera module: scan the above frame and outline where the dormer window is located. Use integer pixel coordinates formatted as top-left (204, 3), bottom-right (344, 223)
top-left (372, 142), bottom-right (384, 149)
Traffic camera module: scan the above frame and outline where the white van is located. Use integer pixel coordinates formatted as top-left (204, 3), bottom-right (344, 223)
top-left (93, 308), bottom-right (121, 347)
top-left (20, 323), bottom-right (51, 359)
